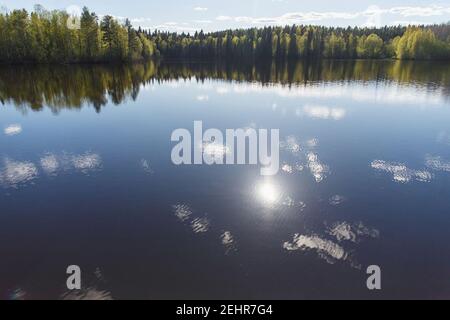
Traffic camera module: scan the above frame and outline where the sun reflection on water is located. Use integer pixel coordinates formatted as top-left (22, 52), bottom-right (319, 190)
top-left (256, 182), bottom-right (282, 207)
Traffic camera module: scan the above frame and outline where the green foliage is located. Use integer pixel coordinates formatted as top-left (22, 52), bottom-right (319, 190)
top-left (150, 24), bottom-right (450, 61)
top-left (356, 34), bottom-right (384, 58)
top-left (395, 27), bottom-right (450, 60)
top-left (0, 6), bottom-right (449, 63)
top-left (324, 33), bottom-right (346, 58)
top-left (0, 7), bottom-right (157, 63)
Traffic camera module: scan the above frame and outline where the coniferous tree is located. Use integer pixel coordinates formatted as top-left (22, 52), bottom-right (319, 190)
top-left (0, 6), bottom-right (449, 63)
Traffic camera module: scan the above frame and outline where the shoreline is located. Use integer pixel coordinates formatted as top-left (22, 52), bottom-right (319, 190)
top-left (1, 57), bottom-right (450, 66)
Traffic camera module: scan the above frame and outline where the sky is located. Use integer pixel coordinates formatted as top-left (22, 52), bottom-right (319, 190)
top-left (2, 0), bottom-right (450, 33)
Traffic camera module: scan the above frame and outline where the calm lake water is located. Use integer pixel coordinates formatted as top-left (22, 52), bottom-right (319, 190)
top-left (1, 60), bottom-right (450, 299)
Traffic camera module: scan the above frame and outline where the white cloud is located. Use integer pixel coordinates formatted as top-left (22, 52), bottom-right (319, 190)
top-left (216, 11), bottom-right (359, 25)
top-left (100, 5), bottom-right (450, 31)
top-left (235, 16), bottom-right (254, 23)
top-left (392, 20), bottom-right (433, 26)
top-left (363, 5), bottom-right (382, 27)
top-left (149, 22), bottom-right (198, 33)
top-left (193, 20), bottom-right (212, 24)
top-left (389, 5), bottom-right (450, 17)
top-left (213, 5), bottom-right (450, 27)
top-left (216, 15), bottom-right (233, 21)
top-left (130, 17), bottom-right (152, 23)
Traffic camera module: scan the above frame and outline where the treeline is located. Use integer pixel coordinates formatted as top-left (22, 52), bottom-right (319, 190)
top-left (155, 24), bottom-right (450, 60)
top-left (1, 5), bottom-right (450, 63)
top-left (0, 5), bottom-right (158, 63)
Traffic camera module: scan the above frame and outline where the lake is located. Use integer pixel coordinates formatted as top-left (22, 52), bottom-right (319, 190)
top-left (1, 60), bottom-right (450, 299)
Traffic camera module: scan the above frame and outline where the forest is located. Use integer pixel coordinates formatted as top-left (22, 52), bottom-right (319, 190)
top-left (0, 5), bottom-right (450, 63)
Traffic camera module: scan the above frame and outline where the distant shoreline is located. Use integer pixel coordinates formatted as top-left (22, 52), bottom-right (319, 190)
top-left (2, 57), bottom-right (450, 66)
top-left (1, 7), bottom-right (450, 64)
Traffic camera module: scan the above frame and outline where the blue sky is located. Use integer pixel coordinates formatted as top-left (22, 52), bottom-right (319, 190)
top-left (2, 0), bottom-right (450, 32)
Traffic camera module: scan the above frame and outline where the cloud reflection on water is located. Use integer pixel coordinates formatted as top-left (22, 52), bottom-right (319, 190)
top-left (302, 105), bottom-right (346, 120)
top-left (327, 221), bottom-right (379, 243)
top-left (172, 204), bottom-right (211, 235)
top-left (140, 159), bottom-right (154, 175)
top-left (283, 234), bottom-right (348, 263)
top-left (191, 217), bottom-right (210, 234)
top-left (71, 153), bottom-right (102, 173)
top-left (307, 153), bottom-right (330, 183)
top-left (8, 287), bottom-right (27, 300)
top-left (202, 141), bottom-right (230, 162)
top-left (284, 221), bottom-right (379, 267)
top-left (173, 204), bottom-right (193, 222)
top-left (4, 124), bottom-right (22, 136)
top-left (425, 155), bottom-right (450, 172)
top-left (0, 158), bottom-right (38, 188)
top-left (329, 195), bottom-right (346, 206)
top-left (61, 287), bottom-right (113, 300)
top-left (371, 160), bottom-right (432, 183)
top-left (40, 153), bottom-right (59, 175)
top-left (221, 231), bottom-right (236, 254)
top-left (172, 204), bottom-right (237, 254)
top-left (61, 268), bottom-right (112, 301)
top-left (0, 152), bottom-right (102, 189)
top-left (228, 81), bottom-right (447, 106)
top-left (280, 136), bottom-right (330, 182)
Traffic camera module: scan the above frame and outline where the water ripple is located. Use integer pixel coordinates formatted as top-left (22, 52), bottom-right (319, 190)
top-left (0, 158), bottom-right (38, 188)
top-left (371, 160), bottom-right (432, 183)
top-left (425, 155), bottom-right (450, 172)
top-left (283, 234), bottom-right (348, 263)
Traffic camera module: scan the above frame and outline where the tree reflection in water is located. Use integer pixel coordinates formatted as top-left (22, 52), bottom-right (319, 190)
top-left (1, 59), bottom-right (449, 113)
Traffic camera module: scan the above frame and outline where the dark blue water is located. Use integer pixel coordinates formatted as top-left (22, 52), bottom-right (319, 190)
top-left (1, 61), bottom-right (450, 299)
